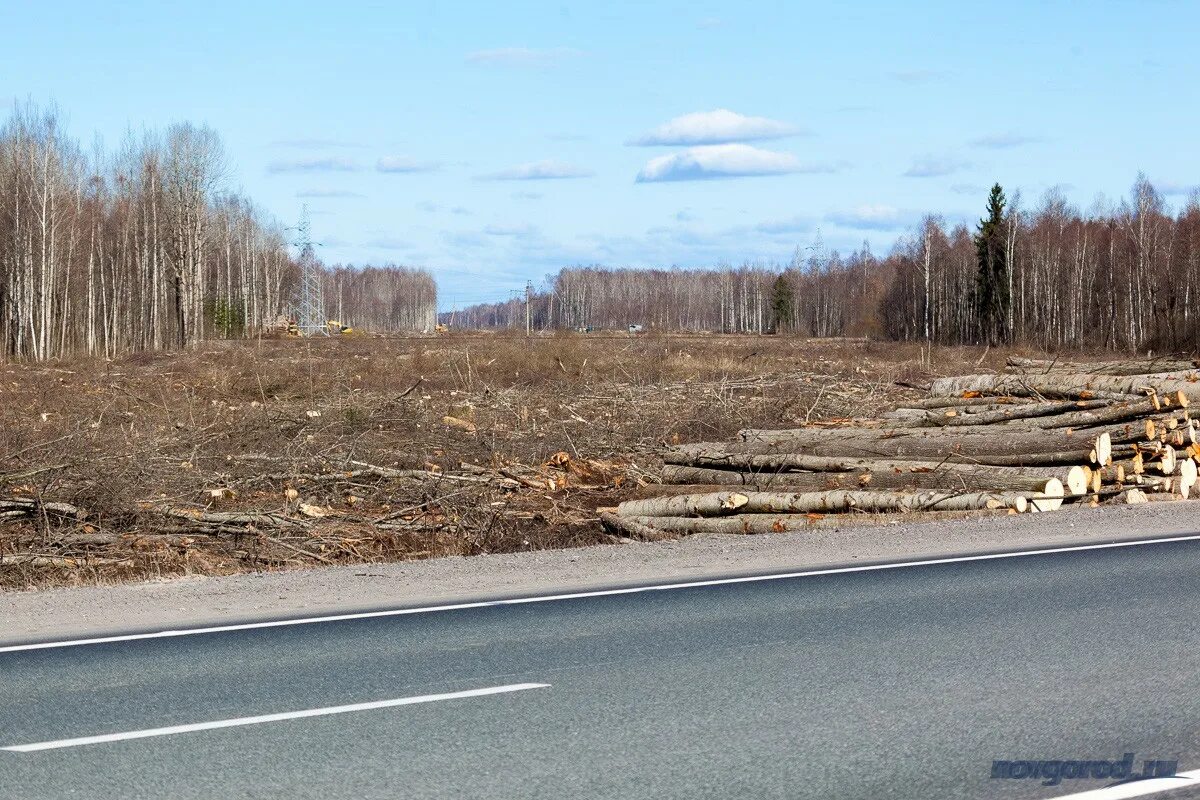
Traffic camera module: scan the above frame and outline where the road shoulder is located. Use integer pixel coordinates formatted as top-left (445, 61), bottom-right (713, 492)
top-left (4, 502), bottom-right (1200, 645)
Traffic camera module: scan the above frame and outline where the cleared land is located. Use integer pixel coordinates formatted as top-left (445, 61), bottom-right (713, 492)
top-left (0, 333), bottom-right (1049, 588)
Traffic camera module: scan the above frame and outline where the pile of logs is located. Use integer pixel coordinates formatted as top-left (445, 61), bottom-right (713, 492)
top-left (605, 355), bottom-right (1200, 538)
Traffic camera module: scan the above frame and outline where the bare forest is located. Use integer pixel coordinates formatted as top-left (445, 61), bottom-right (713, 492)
top-left (0, 102), bottom-right (437, 362)
top-left (453, 178), bottom-right (1200, 353)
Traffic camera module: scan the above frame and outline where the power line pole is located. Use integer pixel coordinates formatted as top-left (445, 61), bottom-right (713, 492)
top-left (525, 280), bottom-right (533, 336)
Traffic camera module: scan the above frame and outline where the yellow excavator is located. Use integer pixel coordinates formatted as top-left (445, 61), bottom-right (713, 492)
top-left (281, 318), bottom-right (353, 336)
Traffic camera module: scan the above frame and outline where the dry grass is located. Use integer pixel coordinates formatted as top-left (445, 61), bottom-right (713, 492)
top-left (0, 332), bottom-right (1005, 588)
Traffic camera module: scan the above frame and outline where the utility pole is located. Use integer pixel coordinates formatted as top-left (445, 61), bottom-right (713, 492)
top-left (525, 280), bottom-right (533, 336)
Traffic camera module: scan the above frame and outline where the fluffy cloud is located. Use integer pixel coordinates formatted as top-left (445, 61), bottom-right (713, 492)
top-left (465, 47), bottom-right (583, 67)
top-left (629, 109), bottom-right (801, 146)
top-left (635, 144), bottom-right (803, 182)
top-left (825, 205), bottom-right (907, 230)
top-left (478, 160), bottom-right (594, 180)
top-left (376, 156), bottom-right (441, 173)
top-left (267, 157), bottom-right (358, 174)
top-left (903, 156), bottom-right (970, 178)
top-left (969, 133), bottom-right (1040, 149)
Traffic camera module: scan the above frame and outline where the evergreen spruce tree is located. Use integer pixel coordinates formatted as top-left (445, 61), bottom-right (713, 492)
top-left (974, 183), bottom-right (1011, 344)
top-left (770, 274), bottom-right (795, 333)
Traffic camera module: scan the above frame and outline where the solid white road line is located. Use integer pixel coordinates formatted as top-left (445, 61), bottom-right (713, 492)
top-left (1, 683), bottom-right (549, 753)
top-left (1047, 768), bottom-right (1200, 799)
top-left (6, 532), bottom-right (1200, 654)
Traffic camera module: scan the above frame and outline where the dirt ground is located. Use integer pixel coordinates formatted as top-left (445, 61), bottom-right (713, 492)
top-left (0, 332), bottom-right (1008, 589)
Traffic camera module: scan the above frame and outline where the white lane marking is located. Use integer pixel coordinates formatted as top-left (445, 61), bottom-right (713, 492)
top-left (6, 532), bottom-right (1200, 654)
top-left (1046, 768), bottom-right (1200, 799)
top-left (1, 683), bottom-right (549, 753)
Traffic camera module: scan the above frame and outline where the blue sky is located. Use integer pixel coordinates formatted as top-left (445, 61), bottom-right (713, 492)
top-left (3, 0), bottom-right (1197, 309)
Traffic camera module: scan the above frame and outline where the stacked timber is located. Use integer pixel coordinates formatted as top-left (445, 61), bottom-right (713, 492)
top-left (604, 356), bottom-right (1200, 538)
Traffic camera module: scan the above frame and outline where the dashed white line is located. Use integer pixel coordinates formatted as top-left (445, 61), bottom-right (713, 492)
top-left (5, 533), bottom-right (1200, 655)
top-left (1, 683), bottom-right (550, 752)
top-left (1046, 768), bottom-right (1200, 799)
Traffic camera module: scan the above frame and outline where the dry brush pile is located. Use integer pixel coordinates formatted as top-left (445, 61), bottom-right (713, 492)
top-left (605, 355), bottom-right (1200, 538)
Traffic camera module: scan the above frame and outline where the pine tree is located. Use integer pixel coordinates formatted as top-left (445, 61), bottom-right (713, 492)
top-left (770, 273), bottom-right (795, 333)
top-left (974, 183), bottom-right (1011, 345)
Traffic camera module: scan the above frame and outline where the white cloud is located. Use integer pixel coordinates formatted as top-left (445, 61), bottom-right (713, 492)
top-left (484, 223), bottom-right (538, 237)
top-left (755, 215), bottom-right (811, 234)
top-left (950, 183), bottom-right (986, 196)
top-left (377, 156), bottom-right (441, 173)
top-left (629, 109), bottom-right (802, 146)
top-left (465, 47), bottom-right (583, 67)
top-left (969, 133), bottom-right (1041, 149)
top-left (267, 157), bottom-right (358, 174)
top-left (478, 160), bottom-right (594, 181)
top-left (635, 144), bottom-right (803, 182)
top-left (825, 205), bottom-right (907, 230)
top-left (1156, 180), bottom-right (1199, 196)
top-left (295, 189), bottom-right (364, 198)
top-left (903, 155), bottom-right (970, 178)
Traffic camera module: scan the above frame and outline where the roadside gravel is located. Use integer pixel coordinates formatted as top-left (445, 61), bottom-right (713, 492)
top-left (5, 501), bottom-right (1199, 645)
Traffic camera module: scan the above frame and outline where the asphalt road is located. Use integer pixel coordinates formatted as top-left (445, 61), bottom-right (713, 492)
top-left (5, 539), bottom-right (1200, 799)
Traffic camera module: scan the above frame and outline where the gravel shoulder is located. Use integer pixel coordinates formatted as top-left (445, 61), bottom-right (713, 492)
top-left (5, 502), bottom-right (1200, 645)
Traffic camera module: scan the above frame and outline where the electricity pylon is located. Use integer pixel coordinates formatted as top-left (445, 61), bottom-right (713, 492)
top-left (293, 206), bottom-right (327, 336)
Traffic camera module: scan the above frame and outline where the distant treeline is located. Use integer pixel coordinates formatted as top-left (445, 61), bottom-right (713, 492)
top-left (322, 265), bottom-right (437, 332)
top-left (448, 176), bottom-right (1200, 352)
top-left (0, 101), bottom-right (436, 361)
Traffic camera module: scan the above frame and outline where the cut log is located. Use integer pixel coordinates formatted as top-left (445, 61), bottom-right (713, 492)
top-left (162, 508), bottom-right (307, 529)
top-left (1028, 397), bottom-right (1172, 429)
top-left (1178, 458), bottom-right (1198, 499)
top-left (1143, 492), bottom-right (1188, 502)
top-left (0, 499), bottom-right (84, 520)
top-left (735, 427), bottom-right (1109, 459)
top-left (898, 396), bottom-right (1034, 410)
top-left (683, 431), bottom-right (1111, 468)
top-left (1006, 356), bottom-right (1200, 376)
top-left (618, 489), bottom-right (1030, 518)
top-left (1111, 488), bottom-right (1149, 505)
top-left (1156, 445), bottom-right (1178, 476)
top-left (1138, 475), bottom-right (1174, 493)
top-left (922, 400), bottom-right (1110, 427)
top-left (620, 509), bottom-right (1016, 535)
top-left (659, 463), bottom-right (1086, 496)
top-left (928, 372), bottom-right (1200, 402)
top-left (597, 512), bottom-right (677, 541)
top-left (615, 492), bottom-right (749, 517)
